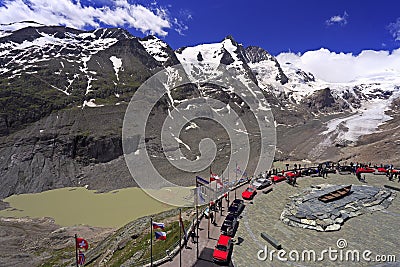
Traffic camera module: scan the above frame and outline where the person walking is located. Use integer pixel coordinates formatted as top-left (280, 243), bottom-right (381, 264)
top-left (210, 211), bottom-right (215, 225)
top-left (190, 230), bottom-right (197, 243)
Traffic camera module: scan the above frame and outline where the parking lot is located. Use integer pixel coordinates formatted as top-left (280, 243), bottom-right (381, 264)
top-left (232, 173), bottom-right (400, 267)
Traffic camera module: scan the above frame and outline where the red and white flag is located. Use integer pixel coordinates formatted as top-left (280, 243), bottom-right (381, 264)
top-left (76, 237), bottom-right (89, 251)
top-left (210, 173), bottom-right (220, 182)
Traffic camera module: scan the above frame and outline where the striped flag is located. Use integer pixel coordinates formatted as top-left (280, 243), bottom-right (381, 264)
top-left (155, 231), bottom-right (167, 240)
top-left (152, 222), bottom-right (165, 229)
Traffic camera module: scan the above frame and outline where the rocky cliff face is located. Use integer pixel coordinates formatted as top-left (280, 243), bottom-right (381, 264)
top-left (0, 105), bottom-right (136, 198)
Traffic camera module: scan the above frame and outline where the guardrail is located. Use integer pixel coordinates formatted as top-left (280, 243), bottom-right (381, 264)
top-left (138, 178), bottom-right (251, 266)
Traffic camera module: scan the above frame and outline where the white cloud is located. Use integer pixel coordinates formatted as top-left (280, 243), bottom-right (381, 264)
top-left (276, 48), bottom-right (400, 83)
top-left (0, 0), bottom-right (186, 37)
top-left (326, 11), bottom-right (348, 26)
top-left (388, 18), bottom-right (400, 41)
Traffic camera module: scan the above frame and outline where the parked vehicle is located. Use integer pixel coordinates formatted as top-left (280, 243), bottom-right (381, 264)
top-left (220, 214), bottom-right (239, 237)
top-left (285, 171), bottom-right (300, 178)
top-left (242, 187), bottom-right (257, 200)
top-left (356, 167), bottom-right (375, 173)
top-left (213, 235), bottom-right (232, 263)
top-left (338, 166), bottom-right (353, 175)
top-left (228, 199), bottom-right (245, 216)
top-left (271, 174), bottom-right (286, 183)
top-left (374, 167), bottom-right (387, 175)
top-left (252, 178), bottom-right (272, 189)
top-left (300, 168), bottom-right (318, 176)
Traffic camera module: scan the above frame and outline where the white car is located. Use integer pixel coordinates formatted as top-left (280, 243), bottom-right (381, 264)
top-left (252, 178), bottom-right (271, 189)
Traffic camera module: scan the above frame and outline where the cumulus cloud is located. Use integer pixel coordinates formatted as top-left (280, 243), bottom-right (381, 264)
top-left (388, 18), bottom-right (400, 41)
top-left (276, 48), bottom-right (400, 83)
top-left (326, 11), bottom-right (348, 26)
top-left (0, 0), bottom-right (186, 36)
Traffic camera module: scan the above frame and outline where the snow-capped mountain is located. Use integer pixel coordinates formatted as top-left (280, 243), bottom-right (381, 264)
top-left (175, 38), bottom-right (400, 162)
top-left (0, 24), bottom-right (399, 199)
top-left (0, 25), bottom-right (181, 133)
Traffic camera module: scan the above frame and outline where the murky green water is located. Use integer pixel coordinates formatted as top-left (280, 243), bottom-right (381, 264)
top-left (0, 187), bottom-right (192, 228)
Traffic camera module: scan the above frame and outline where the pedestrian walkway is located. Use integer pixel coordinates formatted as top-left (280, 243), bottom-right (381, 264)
top-left (163, 186), bottom-right (247, 267)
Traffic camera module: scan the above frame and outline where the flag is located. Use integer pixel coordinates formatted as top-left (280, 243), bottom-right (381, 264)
top-left (210, 166), bottom-right (221, 182)
top-left (235, 165), bottom-right (247, 179)
top-left (179, 214), bottom-right (188, 242)
top-left (196, 176), bottom-right (209, 185)
top-left (76, 237), bottom-right (89, 251)
top-left (235, 165), bottom-right (242, 175)
top-left (210, 173), bottom-right (220, 182)
top-left (155, 231), bottom-right (167, 240)
top-left (152, 222), bottom-right (165, 229)
top-left (196, 187), bottom-right (206, 205)
top-left (78, 251), bottom-right (85, 266)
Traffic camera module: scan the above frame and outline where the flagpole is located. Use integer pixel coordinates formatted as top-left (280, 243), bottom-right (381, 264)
top-left (195, 185), bottom-right (199, 259)
top-left (235, 162), bottom-right (238, 199)
top-left (150, 218), bottom-right (153, 267)
top-left (227, 167), bottom-right (230, 208)
top-left (220, 170), bottom-right (223, 216)
top-left (179, 208), bottom-right (182, 267)
top-left (74, 234), bottom-right (78, 267)
top-left (207, 200), bottom-right (210, 239)
top-left (215, 173), bottom-right (217, 223)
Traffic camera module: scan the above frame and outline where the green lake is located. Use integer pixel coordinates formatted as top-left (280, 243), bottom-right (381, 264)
top-left (0, 186), bottom-right (193, 228)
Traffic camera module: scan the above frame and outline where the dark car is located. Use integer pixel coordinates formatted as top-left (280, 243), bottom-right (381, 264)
top-left (338, 166), bottom-right (353, 175)
top-left (301, 168), bottom-right (319, 176)
top-left (228, 199), bottom-right (245, 216)
top-left (220, 214), bottom-right (239, 237)
top-left (213, 235), bottom-right (233, 263)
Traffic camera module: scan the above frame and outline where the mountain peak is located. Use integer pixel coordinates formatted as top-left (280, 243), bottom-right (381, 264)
top-left (245, 46), bottom-right (274, 63)
top-left (223, 35), bottom-right (239, 46)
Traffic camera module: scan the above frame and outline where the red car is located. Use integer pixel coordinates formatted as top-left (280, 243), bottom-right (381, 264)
top-left (271, 174), bottom-right (286, 183)
top-left (374, 167), bottom-right (388, 175)
top-left (213, 235), bottom-right (232, 263)
top-left (356, 167), bottom-right (375, 174)
top-left (242, 187), bottom-right (257, 200)
top-left (285, 171), bottom-right (300, 178)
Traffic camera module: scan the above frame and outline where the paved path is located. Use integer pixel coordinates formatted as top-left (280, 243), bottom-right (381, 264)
top-left (163, 186), bottom-right (247, 267)
top-left (232, 173), bottom-right (400, 267)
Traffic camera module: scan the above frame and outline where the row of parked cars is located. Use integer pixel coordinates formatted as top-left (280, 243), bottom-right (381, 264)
top-left (338, 166), bottom-right (400, 175)
top-left (212, 198), bottom-right (245, 264)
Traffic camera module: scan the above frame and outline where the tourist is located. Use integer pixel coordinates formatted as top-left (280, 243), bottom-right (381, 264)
top-left (356, 171), bottom-right (361, 181)
top-left (190, 230), bottom-right (197, 243)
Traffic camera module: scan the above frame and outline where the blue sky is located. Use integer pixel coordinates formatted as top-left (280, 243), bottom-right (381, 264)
top-left (163, 0), bottom-right (400, 55)
top-left (1, 0), bottom-right (400, 56)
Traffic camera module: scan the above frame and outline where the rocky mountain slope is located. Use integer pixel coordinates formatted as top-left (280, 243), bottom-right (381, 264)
top-left (0, 24), bottom-right (399, 199)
